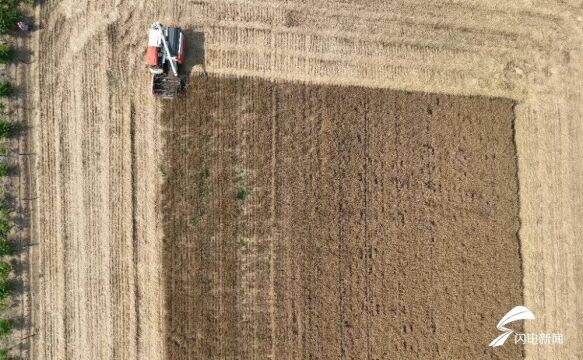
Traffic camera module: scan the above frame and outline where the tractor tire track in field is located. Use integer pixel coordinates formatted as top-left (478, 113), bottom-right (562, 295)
top-left (161, 75), bottom-right (522, 359)
top-left (129, 103), bottom-right (141, 357)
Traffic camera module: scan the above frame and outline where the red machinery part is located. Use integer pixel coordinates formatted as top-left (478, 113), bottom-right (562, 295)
top-left (177, 33), bottom-right (185, 64)
top-left (146, 46), bottom-right (159, 67)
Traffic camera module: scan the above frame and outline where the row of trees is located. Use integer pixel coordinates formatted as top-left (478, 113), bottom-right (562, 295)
top-left (0, 0), bottom-right (20, 102)
top-left (0, 0), bottom-right (24, 35)
top-left (0, 205), bottom-right (14, 360)
top-left (0, 0), bottom-right (28, 359)
top-left (0, 95), bottom-right (17, 360)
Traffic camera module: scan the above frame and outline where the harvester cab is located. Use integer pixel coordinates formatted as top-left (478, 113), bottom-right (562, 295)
top-left (146, 21), bottom-right (185, 98)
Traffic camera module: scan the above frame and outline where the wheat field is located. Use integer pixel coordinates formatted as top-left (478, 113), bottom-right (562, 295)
top-left (25, 0), bottom-right (583, 359)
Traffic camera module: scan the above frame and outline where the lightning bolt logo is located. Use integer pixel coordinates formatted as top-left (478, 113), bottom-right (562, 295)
top-left (489, 306), bottom-right (535, 347)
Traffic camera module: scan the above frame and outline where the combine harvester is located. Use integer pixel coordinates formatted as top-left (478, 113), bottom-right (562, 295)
top-left (146, 21), bottom-right (185, 98)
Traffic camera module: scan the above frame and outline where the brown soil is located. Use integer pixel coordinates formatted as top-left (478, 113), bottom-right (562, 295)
top-left (162, 75), bottom-right (522, 359)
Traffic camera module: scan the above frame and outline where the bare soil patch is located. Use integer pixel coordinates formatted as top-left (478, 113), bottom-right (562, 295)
top-left (162, 75), bottom-right (522, 359)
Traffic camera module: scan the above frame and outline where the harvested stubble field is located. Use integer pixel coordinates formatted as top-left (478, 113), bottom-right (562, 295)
top-left (162, 76), bottom-right (522, 359)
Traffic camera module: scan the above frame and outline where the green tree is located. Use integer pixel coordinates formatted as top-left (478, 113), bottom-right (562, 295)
top-left (0, 348), bottom-right (8, 360)
top-left (0, 281), bottom-right (10, 303)
top-left (0, 83), bottom-right (14, 97)
top-left (0, 262), bottom-right (10, 282)
top-left (0, 209), bottom-right (11, 236)
top-left (0, 319), bottom-right (11, 336)
top-left (0, 164), bottom-right (10, 177)
top-left (0, 240), bottom-right (12, 257)
top-left (0, 44), bottom-right (13, 64)
top-left (0, 1), bottom-right (22, 34)
top-left (0, 119), bottom-right (21, 139)
top-left (0, 0), bottom-right (23, 7)
top-left (0, 120), bottom-right (11, 139)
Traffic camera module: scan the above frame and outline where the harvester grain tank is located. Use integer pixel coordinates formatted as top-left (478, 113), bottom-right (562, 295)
top-left (146, 21), bottom-right (185, 98)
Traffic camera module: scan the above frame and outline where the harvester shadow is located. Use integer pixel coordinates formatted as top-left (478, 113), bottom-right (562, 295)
top-left (182, 30), bottom-right (206, 77)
